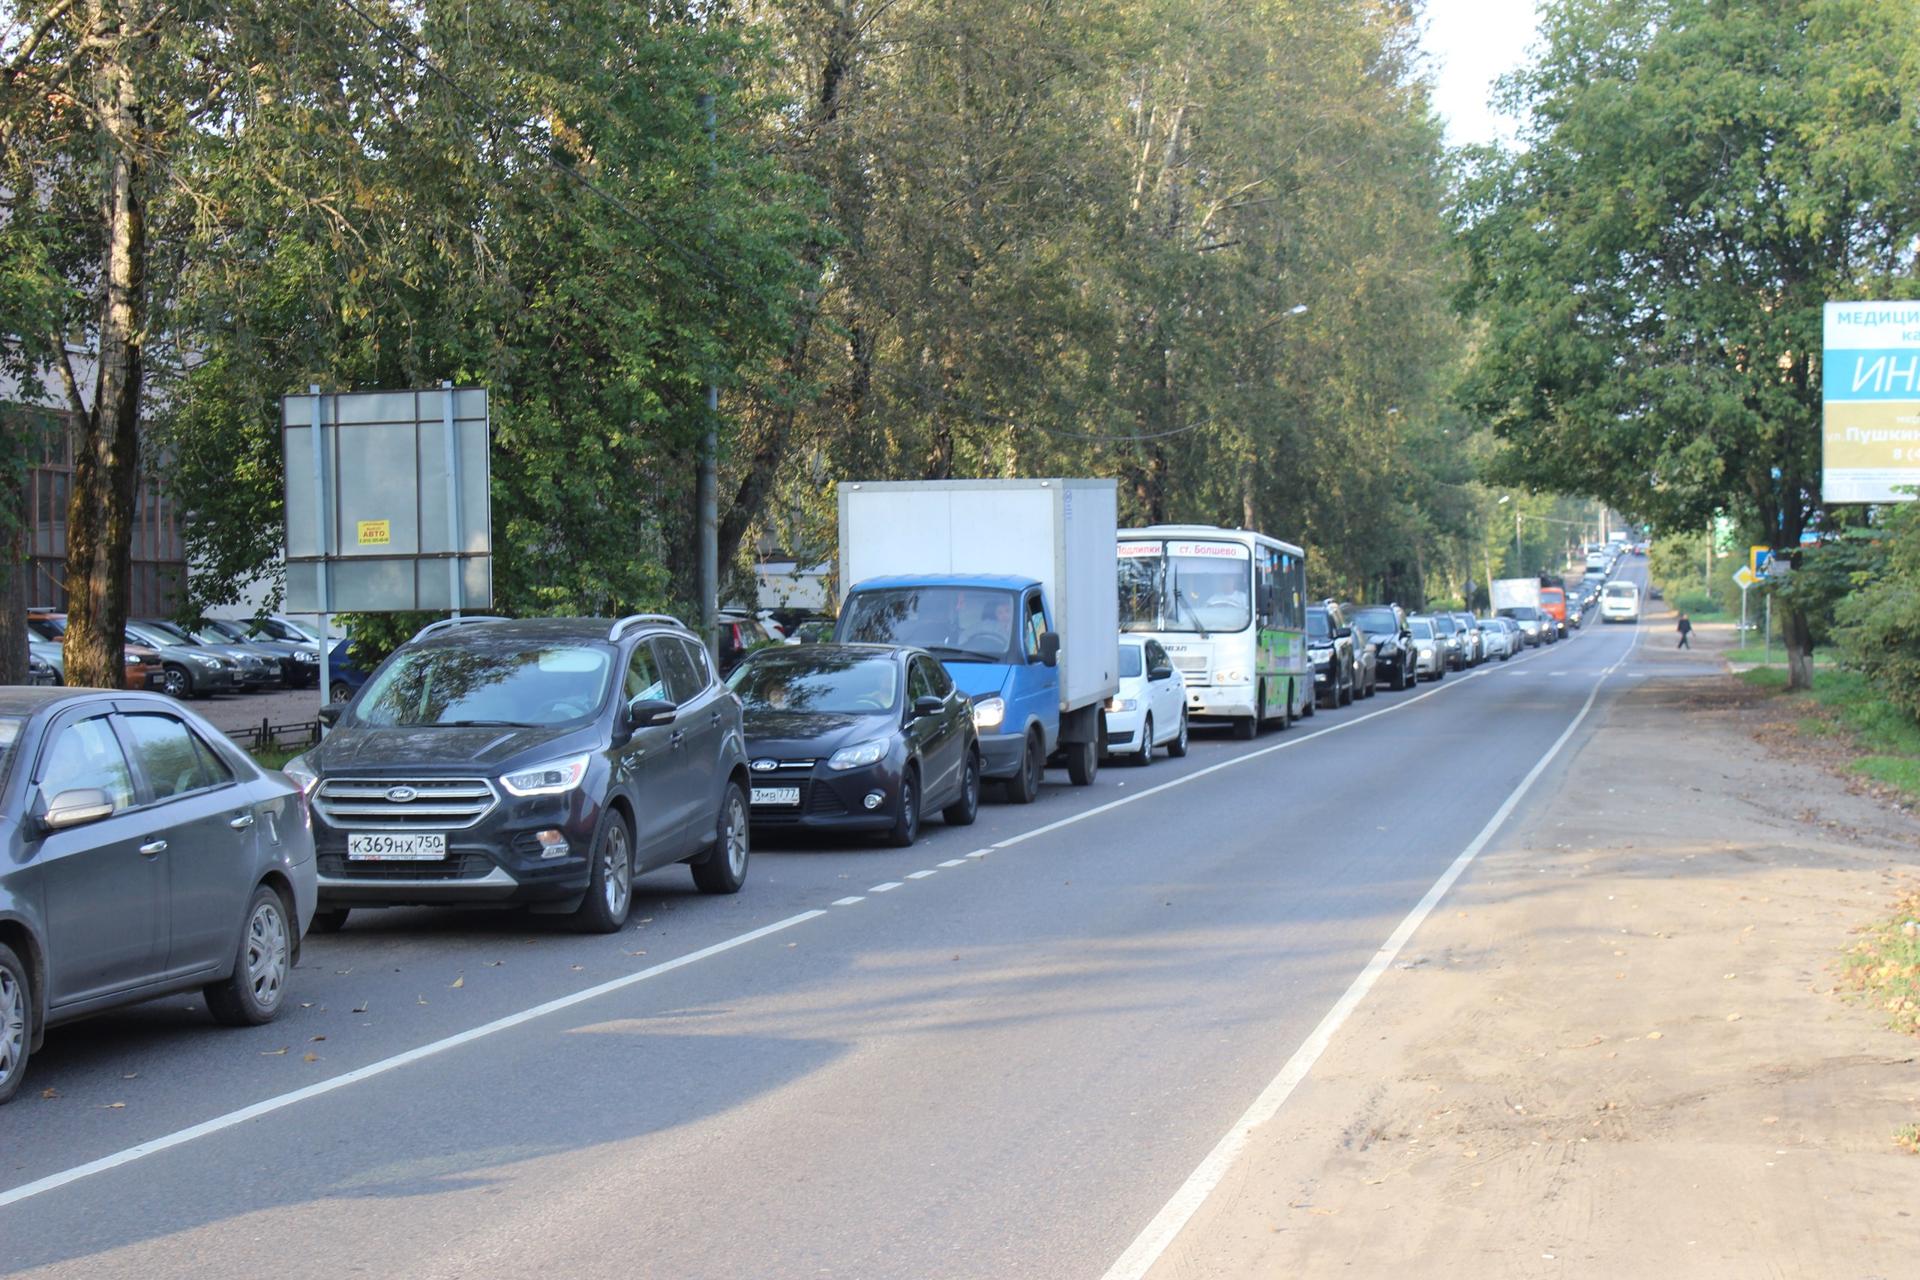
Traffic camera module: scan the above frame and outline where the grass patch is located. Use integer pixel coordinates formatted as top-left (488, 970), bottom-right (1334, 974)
top-left (1898, 1124), bottom-right (1920, 1156)
top-left (1797, 715), bottom-right (1840, 738)
top-left (1738, 669), bottom-right (1920, 802)
top-left (1839, 890), bottom-right (1920, 1039)
top-left (1855, 756), bottom-right (1920, 794)
top-left (247, 744), bottom-right (308, 771)
top-left (1726, 645), bottom-right (1836, 668)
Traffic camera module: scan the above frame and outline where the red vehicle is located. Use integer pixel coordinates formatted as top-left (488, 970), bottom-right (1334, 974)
top-left (1538, 586), bottom-right (1569, 638)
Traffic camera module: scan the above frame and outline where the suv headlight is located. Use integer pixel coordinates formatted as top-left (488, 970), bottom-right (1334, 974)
top-left (827, 738), bottom-right (890, 771)
top-left (500, 753), bottom-right (592, 796)
top-left (971, 696), bottom-right (1005, 731)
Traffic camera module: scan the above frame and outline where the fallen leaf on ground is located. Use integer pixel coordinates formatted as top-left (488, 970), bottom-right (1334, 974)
top-left (40, 1088), bottom-right (58, 1100)
top-left (303, 1053), bottom-right (319, 1063)
top-left (1646, 1031), bottom-right (1664, 1040)
top-left (261, 1047), bottom-right (288, 1056)
top-left (102, 1102), bottom-right (125, 1109)
top-left (450, 976), bottom-right (464, 989)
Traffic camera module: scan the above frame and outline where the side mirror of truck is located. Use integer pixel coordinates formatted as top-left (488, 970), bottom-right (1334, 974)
top-left (1036, 631), bottom-right (1060, 667)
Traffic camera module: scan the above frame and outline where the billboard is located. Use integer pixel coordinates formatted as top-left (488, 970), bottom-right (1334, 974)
top-left (1822, 302), bottom-right (1920, 502)
top-left (282, 386), bottom-right (492, 612)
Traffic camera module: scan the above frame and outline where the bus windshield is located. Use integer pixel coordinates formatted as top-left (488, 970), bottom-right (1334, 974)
top-left (1118, 539), bottom-right (1252, 634)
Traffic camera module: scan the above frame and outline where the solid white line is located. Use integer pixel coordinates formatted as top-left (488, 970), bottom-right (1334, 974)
top-left (937, 859), bottom-right (966, 868)
top-left (831, 896), bottom-right (865, 907)
top-left (1098, 633), bottom-right (1640, 1280)
top-left (0, 910), bottom-right (828, 1211)
top-left (906, 869), bottom-right (938, 880)
top-left (868, 882), bottom-right (902, 893)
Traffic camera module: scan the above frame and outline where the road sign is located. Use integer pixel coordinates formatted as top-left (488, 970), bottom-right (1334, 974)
top-left (1750, 544), bottom-right (1772, 575)
top-left (1732, 565), bottom-right (1757, 589)
top-left (282, 385), bottom-right (492, 613)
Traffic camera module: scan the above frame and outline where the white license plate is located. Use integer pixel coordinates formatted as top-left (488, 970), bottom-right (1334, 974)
top-left (347, 832), bottom-right (448, 861)
top-left (750, 786), bottom-right (801, 807)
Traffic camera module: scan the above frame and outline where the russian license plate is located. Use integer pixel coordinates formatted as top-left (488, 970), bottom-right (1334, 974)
top-left (750, 786), bottom-right (801, 807)
top-left (347, 832), bottom-right (448, 861)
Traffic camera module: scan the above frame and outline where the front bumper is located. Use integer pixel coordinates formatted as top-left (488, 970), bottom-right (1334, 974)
top-left (745, 762), bottom-right (901, 832)
top-left (1183, 681), bottom-right (1254, 721)
top-left (1102, 705), bottom-right (1146, 751)
top-left (976, 730), bottom-right (1031, 780)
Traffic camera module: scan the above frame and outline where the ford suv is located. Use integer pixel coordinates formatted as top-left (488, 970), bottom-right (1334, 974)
top-left (283, 615), bottom-right (752, 934)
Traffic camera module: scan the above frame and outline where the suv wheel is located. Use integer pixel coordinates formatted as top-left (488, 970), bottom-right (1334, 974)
top-left (0, 943), bottom-right (30, 1106)
top-left (205, 885), bottom-right (291, 1026)
top-left (942, 750), bottom-right (981, 826)
top-left (573, 816), bottom-right (634, 933)
top-left (692, 783), bottom-right (749, 894)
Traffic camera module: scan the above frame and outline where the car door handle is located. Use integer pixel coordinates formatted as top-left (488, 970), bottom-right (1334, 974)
top-left (709, 710), bottom-right (722, 727)
top-left (229, 813), bottom-right (256, 831)
top-left (670, 730), bottom-right (686, 748)
top-left (138, 839), bottom-right (168, 857)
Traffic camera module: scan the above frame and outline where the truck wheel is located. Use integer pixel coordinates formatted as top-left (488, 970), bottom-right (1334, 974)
top-left (1004, 730), bottom-right (1044, 804)
top-left (1066, 737), bottom-right (1099, 786)
top-left (0, 943), bottom-right (31, 1106)
top-left (1231, 714), bottom-right (1257, 740)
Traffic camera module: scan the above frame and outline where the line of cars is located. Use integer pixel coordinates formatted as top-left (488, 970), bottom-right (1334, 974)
top-left (23, 611), bottom-right (328, 697)
top-left (1306, 600), bottom-right (1558, 705)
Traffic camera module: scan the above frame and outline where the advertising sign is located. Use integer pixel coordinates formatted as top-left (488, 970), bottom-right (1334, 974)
top-left (1822, 302), bottom-right (1920, 502)
top-left (282, 385), bottom-right (492, 612)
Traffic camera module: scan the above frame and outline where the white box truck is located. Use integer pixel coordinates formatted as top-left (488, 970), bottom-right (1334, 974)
top-left (834, 479), bottom-right (1119, 797)
top-left (1490, 578), bottom-right (1542, 612)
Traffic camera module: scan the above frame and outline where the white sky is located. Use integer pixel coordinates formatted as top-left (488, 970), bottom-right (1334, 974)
top-left (1420, 0), bottom-right (1542, 148)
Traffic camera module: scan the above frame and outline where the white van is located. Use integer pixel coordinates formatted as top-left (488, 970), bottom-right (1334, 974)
top-left (1599, 580), bottom-right (1641, 623)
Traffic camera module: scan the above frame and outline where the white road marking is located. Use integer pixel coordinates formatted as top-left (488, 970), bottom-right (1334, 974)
top-left (868, 881), bottom-right (903, 893)
top-left (937, 859), bottom-right (967, 868)
top-left (1098, 624), bottom-right (1644, 1280)
top-left (831, 896), bottom-right (865, 907)
top-left (965, 850), bottom-right (990, 859)
top-left (0, 910), bottom-right (828, 1211)
top-left (906, 869), bottom-right (938, 880)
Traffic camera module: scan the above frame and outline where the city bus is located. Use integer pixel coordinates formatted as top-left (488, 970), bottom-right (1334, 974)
top-left (1116, 525), bottom-right (1310, 739)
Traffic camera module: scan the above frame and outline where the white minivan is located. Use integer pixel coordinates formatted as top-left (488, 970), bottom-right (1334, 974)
top-left (1600, 581), bottom-right (1641, 623)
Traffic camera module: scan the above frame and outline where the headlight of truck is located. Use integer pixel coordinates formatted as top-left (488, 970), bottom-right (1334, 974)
top-left (500, 753), bottom-right (592, 796)
top-left (827, 738), bottom-right (890, 771)
top-left (971, 696), bottom-right (1005, 731)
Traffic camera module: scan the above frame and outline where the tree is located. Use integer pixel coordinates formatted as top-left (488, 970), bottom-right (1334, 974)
top-left (1457, 0), bottom-right (1920, 689)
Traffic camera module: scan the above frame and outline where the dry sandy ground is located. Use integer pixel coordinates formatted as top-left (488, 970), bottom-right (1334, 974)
top-left (1144, 622), bottom-right (1920, 1279)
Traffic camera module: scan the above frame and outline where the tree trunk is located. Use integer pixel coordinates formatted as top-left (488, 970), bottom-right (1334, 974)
top-left (1780, 596), bottom-right (1815, 691)
top-left (62, 0), bottom-right (148, 690)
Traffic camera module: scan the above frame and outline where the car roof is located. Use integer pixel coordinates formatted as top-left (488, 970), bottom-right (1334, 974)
top-left (850, 574), bottom-right (1038, 592)
top-left (738, 642), bottom-right (908, 662)
top-left (0, 687), bottom-right (189, 716)
top-left (413, 617), bottom-right (677, 648)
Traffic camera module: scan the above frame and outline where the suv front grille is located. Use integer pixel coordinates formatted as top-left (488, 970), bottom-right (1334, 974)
top-left (318, 853), bottom-right (494, 880)
top-left (314, 777), bottom-right (499, 829)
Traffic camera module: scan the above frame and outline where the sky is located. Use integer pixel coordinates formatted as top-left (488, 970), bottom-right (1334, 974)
top-left (1420, 0), bottom-right (1543, 148)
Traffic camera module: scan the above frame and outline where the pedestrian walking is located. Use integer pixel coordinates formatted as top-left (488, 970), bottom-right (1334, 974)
top-left (1676, 612), bottom-right (1693, 649)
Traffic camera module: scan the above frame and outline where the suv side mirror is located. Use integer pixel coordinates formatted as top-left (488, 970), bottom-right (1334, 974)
top-left (318, 703), bottom-right (345, 726)
top-left (626, 697), bottom-right (678, 730)
top-left (911, 695), bottom-right (945, 719)
top-left (1036, 631), bottom-right (1061, 667)
top-left (43, 787), bottom-right (115, 832)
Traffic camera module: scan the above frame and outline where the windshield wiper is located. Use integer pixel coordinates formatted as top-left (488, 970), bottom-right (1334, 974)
top-left (923, 645), bottom-right (1001, 663)
top-left (437, 718), bottom-right (535, 728)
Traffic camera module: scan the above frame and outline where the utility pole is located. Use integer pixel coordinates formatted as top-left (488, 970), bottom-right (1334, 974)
top-left (1514, 513), bottom-right (1523, 575)
top-left (697, 91), bottom-right (720, 661)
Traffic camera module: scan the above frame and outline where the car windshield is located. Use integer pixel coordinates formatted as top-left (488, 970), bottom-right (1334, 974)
top-left (837, 587), bottom-right (1019, 663)
top-left (728, 651), bottom-right (899, 715)
top-left (1306, 610), bottom-right (1331, 640)
top-left (139, 620), bottom-right (199, 646)
top-left (261, 617), bottom-right (319, 643)
top-left (28, 617), bottom-right (63, 640)
top-left (1430, 615), bottom-right (1455, 634)
top-left (1501, 607), bottom-right (1539, 621)
top-left (1352, 608), bottom-right (1397, 634)
top-left (202, 619), bottom-right (249, 641)
top-left (1410, 619), bottom-right (1433, 638)
top-left (1118, 645), bottom-right (1144, 678)
top-left (352, 643), bottom-right (614, 728)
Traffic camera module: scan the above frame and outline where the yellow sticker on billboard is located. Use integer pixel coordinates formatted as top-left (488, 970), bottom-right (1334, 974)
top-left (356, 519), bottom-right (391, 547)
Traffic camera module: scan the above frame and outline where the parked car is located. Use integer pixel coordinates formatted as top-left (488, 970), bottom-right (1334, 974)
top-left (134, 619), bottom-right (278, 691)
top-left (1498, 606), bottom-right (1547, 646)
top-left (1348, 618), bottom-right (1379, 698)
top-left (1307, 603), bottom-right (1357, 708)
top-left (200, 618), bottom-right (320, 689)
top-left (727, 643), bottom-right (980, 845)
top-left (782, 619), bottom-right (835, 646)
top-left (285, 615), bottom-right (751, 935)
top-left (1408, 616), bottom-right (1448, 681)
top-left (717, 610), bottom-right (787, 676)
top-left (1427, 611), bottom-right (1467, 669)
top-left (117, 621), bottom-right (242, 699)
top-left (26, 641), bottom-right (62, 686)
top-left (323, 637), bottom-right (372, 705)
top-left (0, 686), bottom-right (317, 1105)
top-left (28, 614), bottom-right (166, 690)
top-left (1600, 580), bottom-right (1642, 623)
top-left (1347, 604), bottom-right (1414, 691)
top-left (1103, 637), bottom-right (1189, 764)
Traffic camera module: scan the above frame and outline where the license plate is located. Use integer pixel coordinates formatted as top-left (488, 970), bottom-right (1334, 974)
top-left (750, 787), bottom-right (801, 807)
top-left (347, 832), bottom-right (448, 861)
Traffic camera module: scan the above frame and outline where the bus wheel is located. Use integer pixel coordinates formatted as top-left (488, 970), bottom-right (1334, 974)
top-left (1232, 714), bottom-right (1257, 741)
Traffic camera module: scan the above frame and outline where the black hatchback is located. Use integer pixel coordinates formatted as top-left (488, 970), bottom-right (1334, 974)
top-left (285, 615), bottom-right (752, 935)
top-left (727, 644), bottom-right (980, 847)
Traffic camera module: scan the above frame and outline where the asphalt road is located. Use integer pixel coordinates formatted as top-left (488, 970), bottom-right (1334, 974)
top-left (0, 570), bottom-right (1662, 1279)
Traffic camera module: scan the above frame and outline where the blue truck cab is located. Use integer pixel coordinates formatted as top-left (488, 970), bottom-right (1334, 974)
top-left (833, 574), bottom-right (1071, 802)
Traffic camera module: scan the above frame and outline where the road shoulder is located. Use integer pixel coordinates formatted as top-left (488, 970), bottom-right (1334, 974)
top-left (1142, 663), bottom-right (1920, 1277)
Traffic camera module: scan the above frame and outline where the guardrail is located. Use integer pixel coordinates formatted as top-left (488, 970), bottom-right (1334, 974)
top-left (226, 715), bottom-right (322, 753)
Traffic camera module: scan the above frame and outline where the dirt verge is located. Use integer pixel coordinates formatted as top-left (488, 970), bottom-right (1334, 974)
top-left (1144, 666), bottom-right (1920, 1278)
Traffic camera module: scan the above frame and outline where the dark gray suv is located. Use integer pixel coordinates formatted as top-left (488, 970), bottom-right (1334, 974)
top-left (286, 615), bottom-right (752, 935)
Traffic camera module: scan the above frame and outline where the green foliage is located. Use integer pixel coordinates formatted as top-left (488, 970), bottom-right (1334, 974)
top-left (1833, 506), bottom-right (1920, 722)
